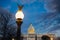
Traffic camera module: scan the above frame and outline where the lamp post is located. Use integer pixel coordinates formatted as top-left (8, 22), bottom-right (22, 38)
top-left (15, 5), bottom-right (24, 40)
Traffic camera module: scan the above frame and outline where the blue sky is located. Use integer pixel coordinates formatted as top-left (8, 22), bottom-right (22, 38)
top-left (0, 0), bottom-right (60, 36)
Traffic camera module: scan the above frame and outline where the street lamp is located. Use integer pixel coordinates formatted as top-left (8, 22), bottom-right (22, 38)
top-left (15, 5), bottom-right (24, 40)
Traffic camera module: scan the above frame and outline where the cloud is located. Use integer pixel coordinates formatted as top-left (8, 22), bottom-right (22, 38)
top-left (49, 30), bottom-right (60, 37)
top-left (12, 0), bottom-right (17, 2)
top-left (17, 0), bottom-right (36, 4)
top-left (33, 11), bottom-right (60, 34)
top-left (4, 5), bottom-right (11, 10)
top-left (44, 0), bottom-right (60, 13)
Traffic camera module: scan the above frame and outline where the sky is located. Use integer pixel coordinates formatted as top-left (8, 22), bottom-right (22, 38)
top-left (0, 0), bottom-right (60, 37)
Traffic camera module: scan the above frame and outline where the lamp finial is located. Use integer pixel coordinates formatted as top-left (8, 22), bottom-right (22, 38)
top-left (17, 3), bottom-right (24, 10)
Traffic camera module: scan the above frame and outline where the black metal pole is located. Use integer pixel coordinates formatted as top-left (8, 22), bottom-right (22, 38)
top-left (35, 34), bottom-right (37, 40)
top-left (16, 18), bottom-right (23, 40)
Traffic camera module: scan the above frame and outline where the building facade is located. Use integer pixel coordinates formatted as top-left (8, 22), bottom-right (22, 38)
top-left (21, 24), bottom-right (55, 40)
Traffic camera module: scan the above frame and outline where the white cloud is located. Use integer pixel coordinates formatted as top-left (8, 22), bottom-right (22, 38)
top-left (17, 0), bottom-right (36, 4)
top-left (44, 0), bottom-right (57, 13)
top-left (12, 0), bottom-right (17, 2)
top-left (5, 5), bottom-right (11, 9)
top-left (50, 30), bottom-right (60, 37)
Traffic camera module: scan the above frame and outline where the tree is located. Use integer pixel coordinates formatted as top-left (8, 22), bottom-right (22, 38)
top-left (0, 7), bottom-right (17, 40)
